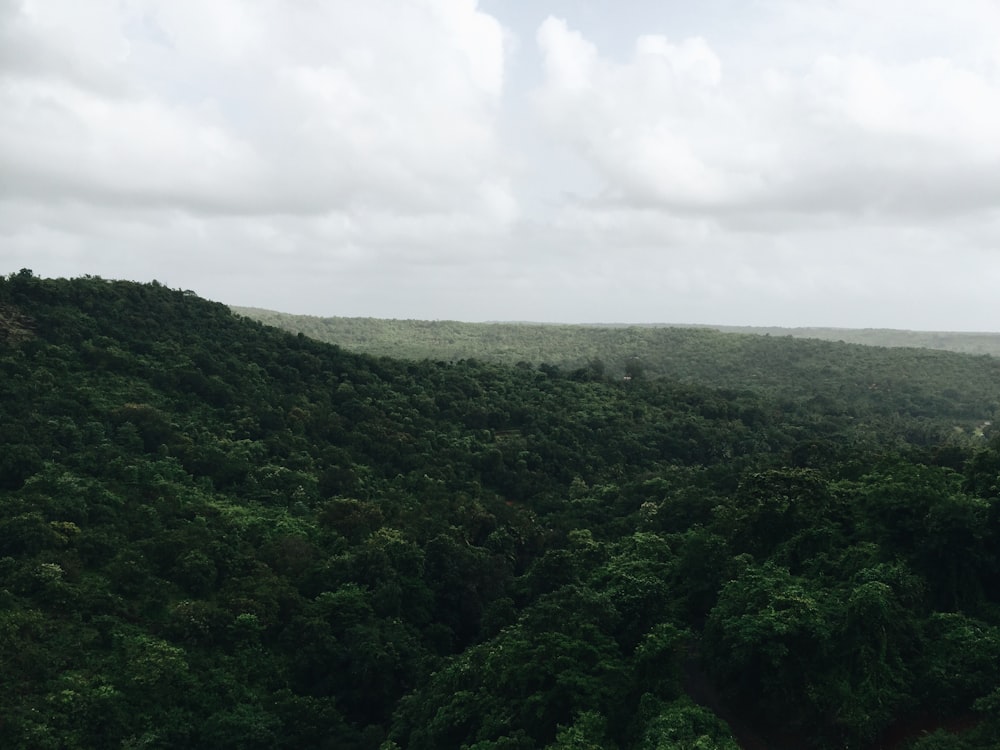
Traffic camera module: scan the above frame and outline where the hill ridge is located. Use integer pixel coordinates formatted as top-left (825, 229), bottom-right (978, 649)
top-left (232, 306), bottom-right (1000, 361)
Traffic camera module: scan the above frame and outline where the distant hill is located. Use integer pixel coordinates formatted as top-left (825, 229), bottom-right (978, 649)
top-left (712, 325), bottom-right (1000, 356)
top-left (232, 307), bottom-right (1000, 425)
top-left (233, 307), bottom-right (1000, 359)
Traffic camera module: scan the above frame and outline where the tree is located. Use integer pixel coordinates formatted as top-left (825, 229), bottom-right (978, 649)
top-left (703, 563), bottom-right (834, 733)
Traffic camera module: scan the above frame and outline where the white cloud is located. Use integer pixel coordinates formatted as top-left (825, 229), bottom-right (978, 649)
top-left (533, 11), bottom-right (1000, 220)
top-left (806, 54), bottom-right (1000, 156)
top-left (0, 77), bottom-right (261, 208)
top-left (534, 17), bottom-right (739, 207)
top-left (3, 0), bottom-right (1000, 330)
top-left (0, 0), bottom-right (513, 222)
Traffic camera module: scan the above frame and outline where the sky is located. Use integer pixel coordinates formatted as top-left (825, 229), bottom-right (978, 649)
top-left (2, 0), bottom-right (1000, 330)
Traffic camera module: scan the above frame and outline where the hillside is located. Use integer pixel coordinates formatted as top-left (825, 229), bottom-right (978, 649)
top-left (714, 325), bottom-right (1000, 357)
top-left (233, 307), bottom-right (1000, 360)
top-left (232, 308), bottom-right (1000, 429)
top-left (3, 271), bottom-right (1000, 750)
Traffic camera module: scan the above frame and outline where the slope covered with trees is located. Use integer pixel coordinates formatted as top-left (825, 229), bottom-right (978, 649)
top-left (231, 309), bottom-right (1000, 425)
top-left (3, 271), bottom-right (1000, 749)
top-left (714, 325), bottom-right (1000, 357)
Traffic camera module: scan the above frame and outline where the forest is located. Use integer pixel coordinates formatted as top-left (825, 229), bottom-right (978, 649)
top-left (3, 270), bottom-right (1000, 749)
top-left (232, 308), bottom-right (1000, 368)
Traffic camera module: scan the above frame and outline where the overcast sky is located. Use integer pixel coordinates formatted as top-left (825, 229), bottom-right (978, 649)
top-left (3, 0), bottom-right (1000, 329)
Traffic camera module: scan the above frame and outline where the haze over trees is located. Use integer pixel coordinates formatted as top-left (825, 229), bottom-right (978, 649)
top-left (3, 271), bottom-right (1000, 749)
top-left (232, 306), bottom-right (1000, 379)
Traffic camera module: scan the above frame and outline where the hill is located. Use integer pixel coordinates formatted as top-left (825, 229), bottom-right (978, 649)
top-left (232, 307), bottom-right (1000, 360)
top-left (232, 307), bottom-right (1000, 430)
top-left (2, 270), bottom-right (999, 750)
top-left (713, 325), bottom-right (1000, 357)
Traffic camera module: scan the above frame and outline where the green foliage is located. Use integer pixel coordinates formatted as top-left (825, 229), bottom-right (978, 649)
top-left (637, 699), bottom-right (739, 750)
top-left (234, 306), bottom-right (1000, 429)
top-left (1, 272), bottom-right (998, 749)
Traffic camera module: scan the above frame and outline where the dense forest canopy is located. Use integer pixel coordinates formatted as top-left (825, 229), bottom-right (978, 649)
top-left (3, 270), bottom-right (1000, 749)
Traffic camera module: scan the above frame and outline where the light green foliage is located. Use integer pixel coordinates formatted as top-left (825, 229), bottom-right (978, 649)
top-left (548, 711), bottom-right (613, 749)
top-left (637, 699), bottom-right (739, 750)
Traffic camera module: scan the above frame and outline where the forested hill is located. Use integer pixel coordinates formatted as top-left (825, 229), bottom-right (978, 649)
top-left (713, 325), bottom-right (1000, 356)
top-left (4, 271), bottom-right (1000, 749)
top-left (231, 308), bottom-right (1000, 411)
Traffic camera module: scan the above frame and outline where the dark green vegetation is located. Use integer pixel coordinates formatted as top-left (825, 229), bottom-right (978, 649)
top-left (3, 271), bottom-right (1000, 750)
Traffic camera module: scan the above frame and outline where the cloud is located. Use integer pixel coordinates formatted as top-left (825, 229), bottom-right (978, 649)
top-left (3, 0), bottom-right (1000, 329)
top-left (532, 11), bottom-right (1000, 221)
top-left (0, 0), bottom-right (513, 222)
top-left (534, 17), bottom-right (737, 208)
